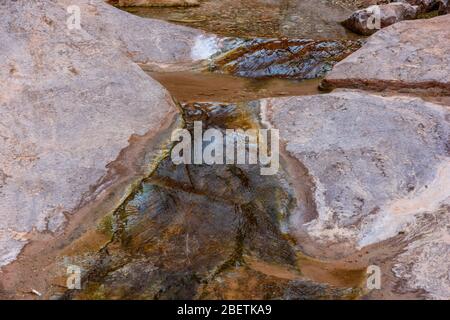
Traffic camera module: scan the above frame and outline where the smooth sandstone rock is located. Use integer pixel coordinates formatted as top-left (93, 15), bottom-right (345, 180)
top-left (264, 91), bottom-right (449, 246)
top-left (323, 14), bottom-right (450, 94)
top-left (262, 90), bottom-right (450, 298)
top-left (277, 0), bottom-right (360, 39)
top-left (341, 3), bottom-right (418, 36)
top-left (0, 0), bottom-right (213, 267)
top-left (57, 0), bottom-right (218, 65)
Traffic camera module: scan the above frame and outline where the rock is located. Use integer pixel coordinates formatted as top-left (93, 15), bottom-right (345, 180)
top-left (263, 90), bottom-right (449, 250)
top-left (210, 38), bottom-right (362, 80)
top-left (392, 207), bottom-right (450, 299)
top-left (341, 3), bottom-right (419, 36)
top-left (323, 14), bottom-right (450, 94)
top-left (58, 0), bottom-right (218, 66)
top-left (107, 0), bottom-right (200, 7)
top-left (59, 101), bottom-right (304, 299)
top-left (282, 280), bottom-right (358, 300)
top-left (438, 0), bottom-right (450, 14)
top-left (394, 0), bottom-right (440, 13)
top-left (0, 0), bottom-right (214, 267)
top-left (262, 90), bottom-right (450, 298)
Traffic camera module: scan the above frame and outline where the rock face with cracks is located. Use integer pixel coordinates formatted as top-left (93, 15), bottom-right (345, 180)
top-left (58, 0), bottom-right (218, 65)
top-left (0, 0), bottom-right (214, 267)
top-left (263, 90), bottom-right (450, 299)
top-left (58, 102), bottom-right (360, 300)
top-left (323, 14), bottom-right (450, 94)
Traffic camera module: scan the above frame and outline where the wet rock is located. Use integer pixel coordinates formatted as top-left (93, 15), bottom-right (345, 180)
top-left (108, 0), bottom-right (200, 7)
top-left (323, 14), bottom-right (450, 94)
top-left (283, 280), bottom-right (358, 300)
top-left (63, 147), bottom-right (299, 299)
top-left (210, 38), bottom-right (362, 80)
top-left (341, 3), bottom-right (419, 36)
top-left (0, 0), bottom-right (213, 267)
top-left (264, 91), bottom-right (449, 247)
top-left (200, 265), bottom-right (359, 299)
top-left (60, 101), bottom-right (362, 300)
top-left (262, 90), bottom-right (450, 298)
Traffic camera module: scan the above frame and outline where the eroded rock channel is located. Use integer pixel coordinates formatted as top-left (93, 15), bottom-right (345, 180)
top-left (46, 3), bottom-right (371, 299)
top-left (60, 100), bottom-right (362, 299)
top-left (1, 0), bottom-right (449, 300)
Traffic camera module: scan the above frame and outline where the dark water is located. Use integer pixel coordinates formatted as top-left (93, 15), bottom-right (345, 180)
top-left (62, 101), bottom-right (363, 299)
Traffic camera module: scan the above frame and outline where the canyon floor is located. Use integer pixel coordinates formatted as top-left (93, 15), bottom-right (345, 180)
top-left (0, 0), bottom-right (448, 300)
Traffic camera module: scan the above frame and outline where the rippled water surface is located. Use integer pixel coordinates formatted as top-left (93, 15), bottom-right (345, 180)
top-left (122, 0), bottom-right (360, 39)
top-left (149, 71), bottom-right (322, 103)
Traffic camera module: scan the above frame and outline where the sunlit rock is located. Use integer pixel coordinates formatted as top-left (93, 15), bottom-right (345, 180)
top-left (262, 90), bottom-right (449, 298)
top-left (0, 0), bottom-right (212, 267)
top-left (323, 14), bottom-right (450, 94)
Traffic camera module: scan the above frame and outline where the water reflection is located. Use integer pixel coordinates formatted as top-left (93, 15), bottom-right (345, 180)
top-left (121, 0), bottom-right (360, 39)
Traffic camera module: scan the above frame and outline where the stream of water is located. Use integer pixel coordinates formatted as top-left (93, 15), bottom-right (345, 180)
top-left (122, 0), bottom-right (360, 39)
top-left (59, 1), bottom-right (368, 299)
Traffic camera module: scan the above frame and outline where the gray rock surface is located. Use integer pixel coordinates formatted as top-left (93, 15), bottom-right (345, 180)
top-left (323, 14), bottom-right (450, 94)
top-left (392, 206), bottom-right (450, 299)
top-left (57, 0), bottom-right (218, 65)
top-left (0, 0), bottom-right (213, 267)
top-left (342, 2), bottom-right (418, 36)
top-left (262, 90), bottom-right (450, 298)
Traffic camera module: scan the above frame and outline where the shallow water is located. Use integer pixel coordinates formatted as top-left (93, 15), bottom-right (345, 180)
top-left (59, 1), bottom-right (368, 299)
top-left (150, 71), bottom-right (322, 103)
top-left (63, 99), bottom-right (365, 299)
top-left (209, 37), bottom-right (361, 79)
top-left (122, 0), bottom-right (361, 39)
